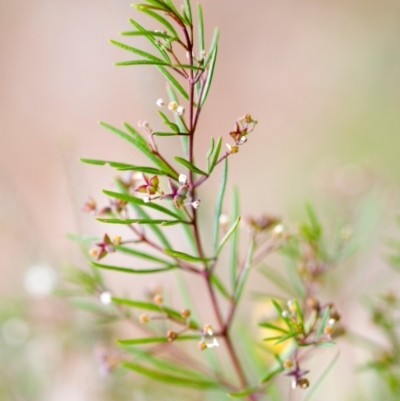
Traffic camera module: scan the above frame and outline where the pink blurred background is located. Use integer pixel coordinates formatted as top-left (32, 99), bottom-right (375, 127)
top-left (1, 0), bottom-right (400, 399)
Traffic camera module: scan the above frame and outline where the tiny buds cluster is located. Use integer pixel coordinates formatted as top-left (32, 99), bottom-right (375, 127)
top-left (138, 120), bottom-right (153, 135)
top-left (112, 235), bottom-right (121, 245)
top-left (198, 341), bottom-right (207, 351)
top-left (139, 313), bottom-right (150, 324)
top-left (226, 114), bottom-right (258, 152)
top-left (82, 197), bottom-right (97, 214)
top-left (166, 330), bottom-right (178, 342)
top-left (162, 178), bottom-right (188, 208)
top-left (287, 299), bottom-right (297, 314)
top-left (285, 364), bottom-right (310, 390)
top-left (153, 294), bottom-right (163, 305)
top-left (100, 291), bottom-right (112, 305)
top-left (306, 297), bottom-right (320, 312)
top-left (135, 173), bottom-right (160, 195)
top-left (203, 324), bottom-right (213, 335)
top-left (178, 174), bottom-right (187, 185)
top-left (246, 214), bottom-right (281, 232)
top-left (89, 234), bottom-right (116, 260)
top-left (157, 99), bottom-right (185, 116)
top-left (180, 309), bottom-right (191, 319)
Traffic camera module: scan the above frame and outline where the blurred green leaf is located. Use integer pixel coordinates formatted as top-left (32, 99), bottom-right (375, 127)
top-left (315, 306), bottom-right (331, 339)
top-left (112, 297), bottom-right (199, 329)
top-left (303, 352), bottom-right (340, 401)
top-left (257, 265), bottom-right (295, 297)
top-left (213, 157), bottom-right (228, 251)
top-left (121, 29), bottom-right (177, 40)
top-left (110, 39), bottom-right (166, 62)
top-left (228, 386), bottom-right (260, 398)
top-left (96, 217), bottom-right (186, 225)
top-left (159, 66), bottom-right (189, 100)
top-left (229, 187), bottom-right (240, 290)
top-left (119, 334), bottom-right (200, 345)
top-left (210, 273), bottom-right (232, 301)
top-left (91, 261), bottom-right (176, 274)
top-left (234, 237), bottom-right (255, 302)
top-left (217, 216), bottom-right (241, 257)
top-left (122, 362), bottom-right (219, 388)
top-left (258, 322), bottom-right (287, 334)
top-left (259, 367), bottom-right (284, 384)
top-left (158, 110), bottom-right (180, 133)
top-left (164, 248), bottom-right (214, 262)
top-left (183, 0), bottom-right (192, 24)
top-left (115, 245), bottom-right (172, 264)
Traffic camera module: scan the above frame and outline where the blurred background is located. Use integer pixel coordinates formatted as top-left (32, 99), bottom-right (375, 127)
top-left (0, 0), bottom-right (399, 400)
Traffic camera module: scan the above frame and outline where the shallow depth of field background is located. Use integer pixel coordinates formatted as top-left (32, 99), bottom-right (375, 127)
top-left (0, 0), bottom-right (399, 400)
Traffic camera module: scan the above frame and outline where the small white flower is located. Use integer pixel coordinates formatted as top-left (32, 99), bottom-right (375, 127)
top-left (191, 199), bottom-right (201, 209)
top-left (219, 214), bottom-right (229, 226)
top-left (156, 98), bottom-right (165, 107)
top-left (328, 318), bottom-right (336, 326)
top-left (292, 378), bottom-right (297, 389)
top-left (143, 196), bottom-right (151, 203)
top-left (281, 310), bottom-right (289, 318)
top-left (100, 291), bottom-right (113, 305)
top-left (206, 338), bottom-right (219, 348)
top-left (272, 224), bottom-right (284, 237)
top-left (239, 136), bottom-right (247, 145)
top-left (176, 105), bottom-right (185, 116)
top-left (179, 174), bottom-right (187, 185)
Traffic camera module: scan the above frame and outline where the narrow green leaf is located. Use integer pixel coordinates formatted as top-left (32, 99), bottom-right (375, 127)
top-left (121, 29), bottom-right (176, 40)
top-left (183, 0), bottom-right (192, 24)
top-left (208, 136), bottom-right (222, 174)
top-left (229, 187), bottom-right (240, 290)
top-left (213, 157), bottom-right (228, 251)
top-left (119, 334), bottom-right (200, 345)
top-left (315, 306), bottom-right (331, 338)
top-left (158, 66), bottom-right (189, 100)
top-left (164, 248), bottom-right (214, 262)
top-left (162, 0), bottom-right (185, 24)
top-left (80, 158), bottom-right (167, 175)
top-left (115, 59), bottom-right (170, 66)
top-left (228, 386), bottom-right (260, 398)
top-left (210, 273), bottom-right (232, 301)
top-left (303, 352), bottom-right (340, 401)
top-left (121, 362), bottom-right (218, 388)
top-left (217, 216), bottom-right (241, 256)
top-left (234, 237), bottom-right (255, 302)
top-left (258, 322), bottom-right (288, 334)
top-left (110, 40), bottom-right (166, 62)
top-left (259, 367), bottom-right (284, 384)
top-left (103, 190), bottom-right (182, 220)
top-left (135, 6), bottom-right (179, 38)
top-left (152, 132), bottom-right (180, 136)
top-left (315, 341), bottom-right (336, 348)
top-left (126, 18), bottom-right (170, 62)
top-left (293, 298), bottom-right (304, 329)
top-left (96, 218), bottom-right (185, 225)
top-left (273, 331), bottom-right (298, 345)
top-left (204, 27), bottom-right (219, 66)
top-left (197, 3), bottom-right (204, 52)
top-left (201, 44), bottom-right (218, 106)
top-left (91, 261), bottom-right (175, 274)
top-left (115, 245), bottom-right (172, 265)
top-left (172, 64), bottom-right (203, 71)
top-left (141, 0), bottom-right (171, 11)
top-left (174, 156), bottom-right (208, 176)
top-left (112, 297), bottom-right (199, 329)
top-left (158, 110), bottom-right (180, 132)
top-left (205, 137), bottom-right (215, 159)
